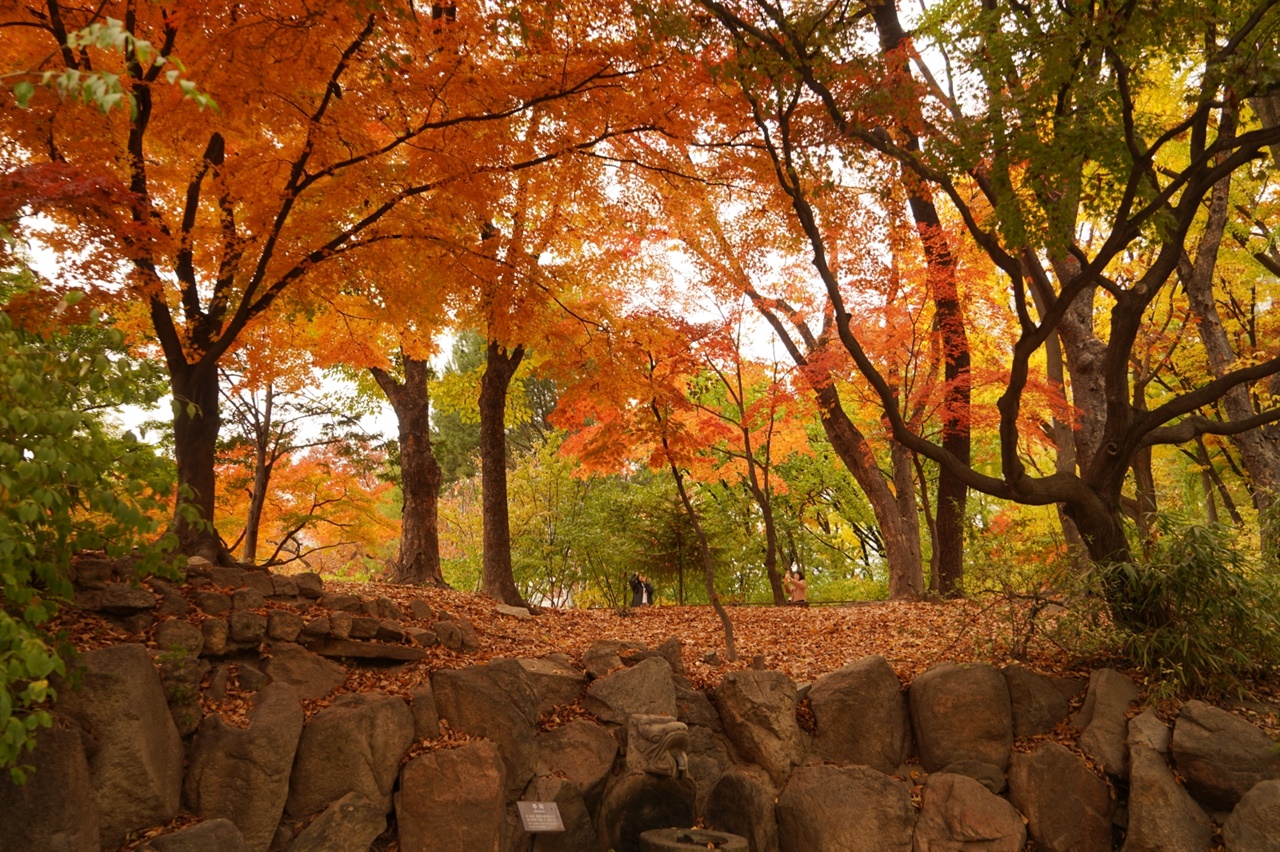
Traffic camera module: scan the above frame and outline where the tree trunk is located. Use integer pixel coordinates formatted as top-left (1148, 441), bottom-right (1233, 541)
top-left (871, 0), bottom-right (969, 598)
top-left (668, 460), bottom-right (737, 661)
top-left (371, 358), bottom-right (446, 586)
top-left (171, 358), bottom-right (224, 562)
top-left (478, 340), bottom-right (527, 606)
top-left (815, 385), bottom-right (924, 599)
top-left (241, 384), bottom-right (274, 565)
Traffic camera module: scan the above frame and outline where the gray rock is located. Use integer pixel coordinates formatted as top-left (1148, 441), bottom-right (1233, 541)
top-left (373, 595), bottom-right (403, 620)
top-left (375, 620), bottom-right (407, 643)
top-left (656, 636), bottom-right (685, 675)
top-left (307, 638), bottom-right (426, 662)
top-left (349, 616), bottom-right (380, 639)
top-left (286, 691), bottom-right (415, 818)
top-left (775, 764), bottom-right (915, 852)
top-left (597, 771), bottom-right (697, 852)
top-left (1003, 664), bottom-right (1071, 738)
top-left (294, 572), bottom-right (324, 599)
top-left (584, 656), bottom-right (677, 725)
top-left (524, 775), bottom-right (598, 852)
top-left (914, 772), bottom-right (1026, 852)
top-left (228, 610), bottom-right (267, 643)
top-left (195, 591), bottom-right (233, 616)
top-left (208, 565), bottom-right (247, 588)
top-left (537, 719), bottom-right (620, 811)
top-left (319, 593), bottom-right (363, 613)
top-left (432, 660), bottom-right (542, 798)
top-left (0, 715), bottom-right (100, 852)
top-left (517, 656), bottom-right (588, 717)
top-left (704, 765), bottom-right (779, 852)
top-left (1172, 700), bottom-right (1280, 811)
top-left (407, 598), bottom-right (434, 621)
top-left (159, 651), bottom-right (208, 736)
top-left (409, 681), bottom-right (440, 740)
top-left (202, 617), bottom-right (230, 655)
top-left (139, 819), bottom-right (249, 852)
top-left (1122, 745), bottom-right (1214, 852)
top-left (583, 639), bottom-right (645, 679)
top-left (232, 587), bottom-right (266, 610)
top-left (1223, 778), bottom-right (1280, 852)
top-left (496, 603), bottom-right (533, 619)
top-left (286, 792), bottom-right (386, 852)
top-left (151, 581), bottom-right (190, 618)
top-left (237, 661), bottom-right (269, 692)
top-left (406, 627), bottom-right (437, 647)
top-left (185, 683), bottom-right (305, 852)
top-left (301, 616), bottom-right (330, 637)
top-left (155, 619), bottom-right (203, 655)
top-left (910, 662), bottom-right (1014, 772)
top-left (674, 675), bottom-right (720, 730)
top-left (266, 611), bottom-right (304, 642)
top-left (1128, 710), bottom-right (1172, 754)
top-left (1008, 741), bottom-right (1114, 852)
top-left (328, 611), bottom-right (352, 639)
top-left (397, 740), bottom-right (507, 852)
top-left (98, 582), bottom-right (159, 614)
top-left (240, 571), bottom-right (275, 597)
top-left (55, 644), bottom-right (183, 846)
top-left (808, 654), bottom-right (909, 774)
top-left (270, 574), bottom-right (299, 598)
top-left (715, 669), bottom-right (804, 787)
top-left (1073, 668), bottom-right (1140, 777)
top-left (939, 759), bottom-right (1007, 794)
top-left (262, 644), bottom-right (348, 695)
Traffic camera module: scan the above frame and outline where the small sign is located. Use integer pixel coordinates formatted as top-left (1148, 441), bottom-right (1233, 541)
top-left (517, 801), bottom-right (565, 833)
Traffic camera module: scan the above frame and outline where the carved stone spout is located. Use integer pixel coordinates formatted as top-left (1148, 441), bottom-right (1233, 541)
top-left (626, 714), bottom-right (690, 779)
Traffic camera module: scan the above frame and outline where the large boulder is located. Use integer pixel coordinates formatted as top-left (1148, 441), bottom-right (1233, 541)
top-left (775, 764), bottom-right (915, 852)
top-left (1222, 779), bottom-right (1280, 852)
top-left (909, 662), bottom-right (1013, 773)
top-left (913, 772), bottom-right (1026, 852)
top-left (1002, 664), bottom-right (1071, 738)
top-left (286, 691), bottom-right (414, 818)
top-left (184, 683), bottom-right (305, 852)
top-left (55, 643), bottom-right (183, 846)
top-left (715, 669), bottom-right (804, 787)
top-left (1172, 700), bottom-right (1280, 811)
top-left (597, 772), bottom-right (697, 852)
top-left (537, 719), bottom-right (620, 811)
top-left (518, 656), bottom-right (588, 717)
top-left (262, 642), bottom-right (347, 700)
top-left (432, 659), bottom-right (542, 797)
top-left (0, 715), bottom-right (100, 852)
top-left (583, 656), bottom-right (678, 724)
top-left (1121, 745), bottom-right (1214, 852)
top-left (1128, 710), bottom-right (1172, 754)
top-left (1073, 668), bottom-right (1140, 777)
top-left (808, 654), bottom-right (909, 774)
top-left (1008, 741), bottom-right (1114, 852)
top-left (704, 765), bottom-right (779, 852)
top-left (397, 740), bottom-right (507, 852)
top-left (286, 792), bottom-right (386, 852)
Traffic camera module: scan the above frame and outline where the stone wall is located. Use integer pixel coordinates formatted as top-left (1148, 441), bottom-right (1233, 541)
top-left (3, 559), bottom-right (1278, 851)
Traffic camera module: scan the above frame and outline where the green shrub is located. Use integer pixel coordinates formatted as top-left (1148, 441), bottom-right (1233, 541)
top-left (0, 301), bottom-right (178, 781)
top-left (1108, 517), bottom-right (1280, 699)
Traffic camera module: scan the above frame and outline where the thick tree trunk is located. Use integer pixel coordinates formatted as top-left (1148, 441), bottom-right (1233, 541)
top-left (478, 340), bottom-right (527, 606)
top-left (371, 358), bottom-right (446, 587)
top-left (815, 386), bottom-right (924, 599)
top-left (171, 358), bottom-right (224, 562)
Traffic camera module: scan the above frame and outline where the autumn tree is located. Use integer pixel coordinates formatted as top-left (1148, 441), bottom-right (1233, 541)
top-left (681, 0), bottom-right (1280, 626)
top-left (1, 0), bottom-right (662, 561)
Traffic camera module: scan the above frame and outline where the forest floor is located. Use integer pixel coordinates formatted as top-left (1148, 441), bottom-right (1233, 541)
top-left (57, 574), bottom-right (1280, 739)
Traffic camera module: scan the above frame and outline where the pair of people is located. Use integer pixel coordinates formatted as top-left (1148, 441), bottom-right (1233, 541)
top-left (629, 573), bottom-right (654, 607)
top-left (784, 567), bottom-right (808, 606)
